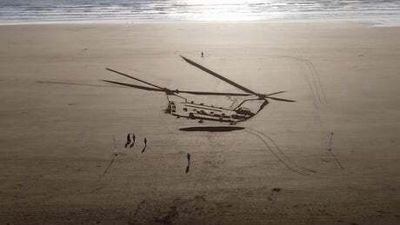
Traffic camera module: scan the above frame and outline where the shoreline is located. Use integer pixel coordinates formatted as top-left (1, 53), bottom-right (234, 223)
top-left (0, 18), bottom-right (399, 27)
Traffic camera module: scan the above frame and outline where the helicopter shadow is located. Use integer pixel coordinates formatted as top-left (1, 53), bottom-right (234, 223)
top-left (179, 126), bottom-right (245, 132)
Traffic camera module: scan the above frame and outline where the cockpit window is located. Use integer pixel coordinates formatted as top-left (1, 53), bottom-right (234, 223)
top-left (235, 107), bottom-right (255, 116)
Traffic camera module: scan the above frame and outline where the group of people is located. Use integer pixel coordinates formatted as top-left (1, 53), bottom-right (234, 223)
top-left (124, 133), bottom-right (192, 173)
top-left (124, 133), bottom-right (147, 153)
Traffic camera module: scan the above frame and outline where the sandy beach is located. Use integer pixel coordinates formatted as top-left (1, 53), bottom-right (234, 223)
top-left (0, 22), bottom-right (399, 225)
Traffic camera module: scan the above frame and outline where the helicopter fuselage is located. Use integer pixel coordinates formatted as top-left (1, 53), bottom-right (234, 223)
top-left (165, 98), bottom-right (265, 124)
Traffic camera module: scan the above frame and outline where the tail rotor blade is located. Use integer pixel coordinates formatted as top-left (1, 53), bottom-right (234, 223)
top-left (264, 96), bottom-right (295, 102)
top-left (263, 90), bottom-right (286, 97)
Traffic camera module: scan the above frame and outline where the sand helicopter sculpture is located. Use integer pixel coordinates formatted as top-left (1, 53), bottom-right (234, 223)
top-left (103, 56), bottom-right (295, 125)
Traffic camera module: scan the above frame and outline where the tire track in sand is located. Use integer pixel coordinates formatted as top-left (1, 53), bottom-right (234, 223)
top-left (245, 128), bottom-right (315, 176)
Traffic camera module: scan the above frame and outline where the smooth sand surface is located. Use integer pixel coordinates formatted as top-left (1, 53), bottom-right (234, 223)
top-left (0, 23), bottom-right (399, 225)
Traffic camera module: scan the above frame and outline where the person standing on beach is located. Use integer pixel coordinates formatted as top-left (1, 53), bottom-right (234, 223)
top-left (124, 133), bottom-right (131, 148)
top-left (129, 133), bottom-right (136, 148)
top-left (141, 138), bottom-right (147, 153)
top-left (201, 52), bottom-right (204, 57)
top-left (185, 153), bottom-right (191, 173)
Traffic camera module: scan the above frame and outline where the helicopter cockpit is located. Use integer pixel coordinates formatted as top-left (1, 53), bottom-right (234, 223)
top-left (234, 106), bottom-right (255, 116)
top-left (233, 98), bottom-right (268, 116)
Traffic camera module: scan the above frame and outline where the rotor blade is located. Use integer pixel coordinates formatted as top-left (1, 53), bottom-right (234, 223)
top-left (103, 79), bottom-right (250, 96)
top-left (264, 96), bottom-right (295, 102)
top-left (102, 80), bottom-right (250, 96)
top-left (180, 55), bottom-right (259, 95)
top-left (37, 80), bottom-right (118, 88)
top-left (101, 80), bottom-right (165, 92)
top-left (264, 90), bottom-right (286, 97)
top-left (176, 90), bottom-right (251, 96)
top-left (105, 67), bottom-right (165, 90)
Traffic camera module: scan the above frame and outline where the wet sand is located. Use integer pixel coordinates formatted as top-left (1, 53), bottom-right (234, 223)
top-left (0, 23), bottom-right (399, 225)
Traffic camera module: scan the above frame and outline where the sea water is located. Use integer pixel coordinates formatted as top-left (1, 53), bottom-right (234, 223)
top-left (0, 0), bottom-right (399, 25)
